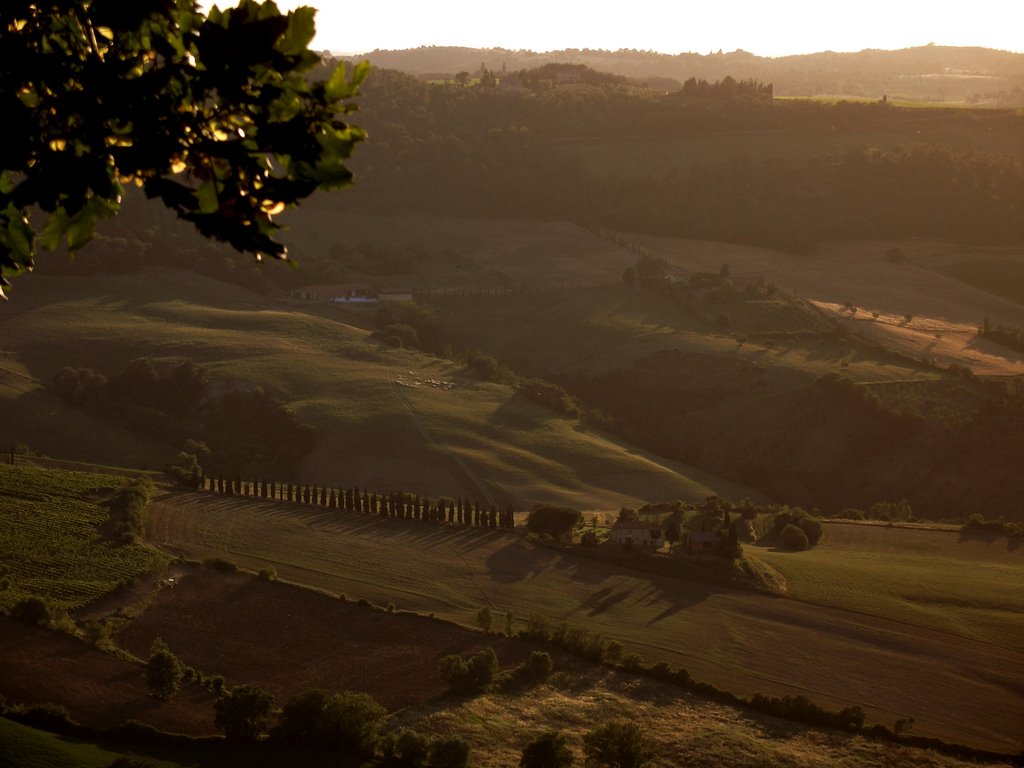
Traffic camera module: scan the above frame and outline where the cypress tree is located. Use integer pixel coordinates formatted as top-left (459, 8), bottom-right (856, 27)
top-left (329, 488), bottom-right (336, 508)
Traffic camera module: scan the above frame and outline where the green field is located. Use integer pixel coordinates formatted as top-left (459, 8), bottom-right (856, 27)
top-left (755, 523), bottom-right (1024, 650)
top-left (147, 493), bottom-right (1024, 752)
top-left (0, 718), bottom-right (136, 768)
top-left (0, 465), bottom-right (167, 611)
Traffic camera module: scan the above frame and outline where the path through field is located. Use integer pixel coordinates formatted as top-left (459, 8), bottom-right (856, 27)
top-left (148, 494), bottom-right (1024, 753)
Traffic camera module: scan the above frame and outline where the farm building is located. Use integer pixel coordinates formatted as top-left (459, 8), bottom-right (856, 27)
top-left (378, 289), bottom-right (414, 303)
top-left (610, 518), bottom-right (663, 548)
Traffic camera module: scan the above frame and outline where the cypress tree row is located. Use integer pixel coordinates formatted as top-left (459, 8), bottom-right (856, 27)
top-left (191, 465), bottom-right (519, 532)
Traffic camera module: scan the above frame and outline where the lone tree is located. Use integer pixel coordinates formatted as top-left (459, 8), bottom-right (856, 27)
top-left (0, 0), bottom-right (367, 299)
top-left (144, 637), bottom-right (183, 700)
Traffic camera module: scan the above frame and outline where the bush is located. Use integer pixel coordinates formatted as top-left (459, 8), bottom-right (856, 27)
top-left (214, 684), bottom-right (273, 742)
top-left (9, 596), bottom-right (59, 627)
top-left (203, 557), bottom-right (238, 573)
top-left (583, 722), bottom-right (652, 768)
top-left (527, 651), bottom-right (553, 679)
top-left (381, 728), bottom-right (431, 768)
top-left (429, 735), bottom-right (471, 768)
top-left (780, 524), bottom-right (810, 551)
top-left (439, 648), bottom-right (499, 694)
top-left (318, 691), bottom-right (387, 755)
top-left (520, 730), bottom-right (574, 768)
top-left (9, 702), bottom-right (77, 734)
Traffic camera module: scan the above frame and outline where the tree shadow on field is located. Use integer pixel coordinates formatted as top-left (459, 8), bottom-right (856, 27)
top-left (485, 539), bottom-right (560, 583)
top-left (958, 528), bottom-right (1021, 552)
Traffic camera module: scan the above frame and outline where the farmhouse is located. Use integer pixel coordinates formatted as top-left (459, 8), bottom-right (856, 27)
top-left (610, 518), bottom-right (663, 548)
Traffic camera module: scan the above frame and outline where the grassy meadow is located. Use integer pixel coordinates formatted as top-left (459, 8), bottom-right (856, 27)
top-left (755, 523), bottom-right (1024, 650)
top-left (0, 465), bottom-right (166, 611)
top-left (0, 268), bottom-right (755, 510)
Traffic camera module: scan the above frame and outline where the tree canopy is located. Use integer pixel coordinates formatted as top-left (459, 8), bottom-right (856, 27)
top-left (0, 0), bottom-right (367, 298)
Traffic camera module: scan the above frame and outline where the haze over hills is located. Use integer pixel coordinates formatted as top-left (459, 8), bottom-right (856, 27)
top-left (348, 44), bottom-right (1024, 104)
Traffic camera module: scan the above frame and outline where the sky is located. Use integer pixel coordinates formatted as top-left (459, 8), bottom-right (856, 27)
top-left (228, 0), bottom-right (1024, 58)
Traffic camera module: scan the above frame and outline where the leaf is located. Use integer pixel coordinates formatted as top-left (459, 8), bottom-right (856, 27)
top-left (66, 210), bottom-right (98, 254)
top-left (0, 171), bottom-right (18, 195)
top-left (195, 180), bottom-right (220, 214)
top-left (277, 7), bottom-right (315, 56)
top-left (0, 205), bottom-right (35, 260)
top-left (39, 209), bottom-right (72, 252)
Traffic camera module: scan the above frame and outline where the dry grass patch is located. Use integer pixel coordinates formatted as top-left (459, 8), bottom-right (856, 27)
top-left (404, 668), bottom-right (1015, 768)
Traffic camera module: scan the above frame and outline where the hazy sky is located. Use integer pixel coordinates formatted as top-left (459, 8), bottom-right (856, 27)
top-left (226, 0), bottom-right (1024, 57)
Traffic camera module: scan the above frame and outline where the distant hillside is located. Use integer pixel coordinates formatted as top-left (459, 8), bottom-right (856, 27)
top-left (351, 45), bottom-right (1024, 105)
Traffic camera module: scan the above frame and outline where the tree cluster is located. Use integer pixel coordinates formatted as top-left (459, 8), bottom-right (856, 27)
top-left (980, 319), bottom-right (1024, 353)
top-left (343, 65), bottom-right (1023, 251)
top-left (52, 358), bottom-right (314, 478)
top-left (525, 506), bottom-right (583, 542)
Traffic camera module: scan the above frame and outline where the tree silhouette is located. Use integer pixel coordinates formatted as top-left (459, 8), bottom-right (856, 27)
top-left (0, 0), bottom-right (367, 299)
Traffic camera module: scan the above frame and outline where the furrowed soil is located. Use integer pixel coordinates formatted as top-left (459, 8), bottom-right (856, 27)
top-left (0, 617), bottom-right (216, 735)
top-left (145, 493), bottom-right (1024, 753)
top-left (115, 564), bottom-right (536, 712)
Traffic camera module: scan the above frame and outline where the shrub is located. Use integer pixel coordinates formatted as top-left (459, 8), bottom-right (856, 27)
top-left (214, 684), bottom-right (273, 742)
top-left (429, 735), bottom-right (471, 768)
top-left (9, 596), bottom-right (59, 627)
top-left (583, 722), bottom-right (652, 768)
top-left (527, 651), bottom-right (554, 679)
top-left (203, 557), bottom-right (238, 573)
top-left (520, 730), bottom-right (574, 768)
top-left (799, 516), bottom-right (823, 546)
top-left (258, 567), bottom-right (277, 581)
top-left (603, 640), bottom-right (623, 665)
top-left (476, 605), bottom-right (493, 633)
top-left (780, 524), bottom-right (810, 551)
top-left (10, 702), bottom-right (77, 733)
top-left (381, 728), bottom-right (431, 768)
top-left (323, 691), bottom-right (387, 754)
top-left (439, 648), bottom-right (499, 693)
